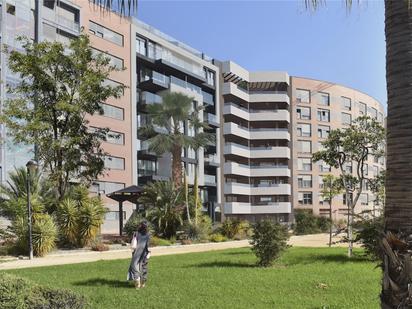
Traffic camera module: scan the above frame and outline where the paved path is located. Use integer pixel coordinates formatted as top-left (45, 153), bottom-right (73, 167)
top-left (0, 233), bottom-right (353, 270)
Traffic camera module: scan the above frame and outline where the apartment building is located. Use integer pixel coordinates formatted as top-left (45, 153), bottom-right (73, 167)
top-left (0, 1), bottom-right (385, 230)
top-left (291, 77), bottom-right (385, 220)
top-left (219, 61), bottom-right (292, 223)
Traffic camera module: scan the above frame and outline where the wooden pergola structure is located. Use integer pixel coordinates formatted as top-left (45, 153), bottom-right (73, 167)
top-left (107, 185), bottom-right (144, 236)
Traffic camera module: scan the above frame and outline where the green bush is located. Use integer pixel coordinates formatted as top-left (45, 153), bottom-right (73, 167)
top-left (182, 215), bottom-right (212, 241)
top-left (220, 218), bottom-right (244, 239)
top-left (354, 215), bottom-right (384, 260)
top-left (209, 233), bottom-right (227, 242)
top-left (294, 211), bottom-right (331, 235)
top-left (123, 211), bottom-right (147, 238)
top-left (316, 216), bottom-right (332, 233)
top-left (149, 236), bottom-right (172, 247)
top-left (32, 214), bottom-right (57, 257)
top-left (0, 273), bottom-right (87, 309)
top-left (251, 220), bottom-right (289, 267)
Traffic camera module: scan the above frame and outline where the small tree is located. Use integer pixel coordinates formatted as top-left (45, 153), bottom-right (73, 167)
top-left (250, 220), bottom-right (289, 267)
top-left (0, 35), bottom-right (124, 200)
top-left (321, 175), bottom-right (343, 247)
top-left (313, 116), bottom-right (385, 257)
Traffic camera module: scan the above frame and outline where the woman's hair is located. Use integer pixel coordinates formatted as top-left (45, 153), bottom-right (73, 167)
top-left (137, 221), bottom-right (148, 235)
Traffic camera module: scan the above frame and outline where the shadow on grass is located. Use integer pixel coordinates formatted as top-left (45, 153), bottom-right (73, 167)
top-left (222, 251), bottom-right (251, 256)
top-left (73, 278), bottom-right (131, 288)
top-left (284, 252), bottom-right (371, 266)
top-left (188, 261), bottom-right (256, 268)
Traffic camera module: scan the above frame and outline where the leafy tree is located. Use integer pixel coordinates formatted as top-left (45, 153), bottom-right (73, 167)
top-left (250, 220), bottom-right (289, 267)
top-left (0, 35), bottom-right (124, 200)
top-left (313, 116), bottom-right (385, 257)
top-left (139, 92), bottom-right (214, 188)
top-left (139, 181), bottom-right (185, 238)
top-left (321, 175), bottom-right (343, 247)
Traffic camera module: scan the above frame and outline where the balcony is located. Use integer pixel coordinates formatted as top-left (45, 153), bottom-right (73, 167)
top-left (170, 76), bottom-right (202, 96)
top-left (224, 182), bottom-right (291, 195)
top-left (42, 7), bottom-right (80, 35)
top-left (137, 141), bottom-right (158, 158)
top-left (224, 202), bottom-right (291, 215)
top-left (139, 72), bottom-right (169, 92)
top-left (223, 103), bottom-right (290, 123)
top-left (202, 91), bottom-right (214, 106)
top-left (140, 91), bottom-right (162, 106)
top-left (222, 83), bottom-right (290, 104)
top-left (222, 82), bottom-right (249, 102)
top-left (224, 162), bottom-right (290, 177)
top-left (205, 113), bottom-right (220, 127)
top-left (204, 154), bottom-right (220, 167)
top-left (223, 122), bottom-right (290, 140)
top-left (204, 174), bottom-right (217, 186)
top-left (224, 143), bottom-right (290, 159)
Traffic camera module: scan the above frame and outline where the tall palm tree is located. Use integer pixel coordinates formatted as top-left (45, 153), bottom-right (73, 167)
top-left (307, 0), bottom-right (412, 307)
top-left (139, 92), bottom-right (214, 188)
top-left (89, 0), bottom-right (138, 16)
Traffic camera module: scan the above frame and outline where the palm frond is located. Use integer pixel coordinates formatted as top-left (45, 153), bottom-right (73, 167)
top-left (89, 0), bottom-right (138, 16)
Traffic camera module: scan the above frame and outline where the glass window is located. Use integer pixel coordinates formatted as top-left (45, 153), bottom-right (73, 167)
top-left (89, 21), bottom-right (124, 46)
top-left (373, 166), bottom-right (379, 177)
top-left (105, 211), bottom-right (126, 221)
top-left (319, 92), bottom-right (330, 106)
top-left (360, 193), bottom-right (369, 206)
top-left (367, 106), bottom-right (378, 119)
top-left (296, 89), bottom-right (310, 103)
top-left (298, 158), bottom-right (312, 171)
top-left (318, 176), bottom-right (324, 189)
top-left (341, 97), bottom-right (351, 111)
top-left (298, 192), bottom-right (313, 205)
top-left (92, 48), bottom-right (124, 69)
top-left (343, 193), bottom-right (353, 205)
top-left (358, 102), bottom-right (367, 115)
top-left (106, 130), bottom-right (124, 145)
top-left (138, 160), bottom-right (157, 176)
top-left (105, 156), bottom-right (125, 170)
top-left (136, 36), bottom-right (146, 55)
top-left (319, 160), bottom-right (331, 172)
top-left (318, 125), bottom-right (330, 139)
top-left (100, 103), bottom-right (124, 120)
top-left (297, 123), bottom-right (311, 137)
top-left (317, 109), bottom-right (330, 122)
top-left (298, 140), bottom-right (312, 153)
top-left (92, 181), bottom-right (125, 194)
top-left (363, 163), bottom-right (369, 176)
top-left (378, 112), bottom-right (384, 123)
top-left (204, 68), bottom-right (215, 86)
top-left (342, 112), bottom-right (352, 125)
top-left (298, 175), bottom-right (312, 188)
top-left (103, 79), bottom-right (124, 95)
top-left (297, 107), bottom-right (311, 120)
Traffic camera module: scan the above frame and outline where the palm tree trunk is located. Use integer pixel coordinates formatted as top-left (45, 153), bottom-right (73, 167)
top-left (382, 1), bottom-right (412, 307)
top-left (172, 145), bottom-right (182, 188)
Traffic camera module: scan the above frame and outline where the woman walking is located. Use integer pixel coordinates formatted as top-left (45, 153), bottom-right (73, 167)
top-left (127, 221), bottom-right (150, 289)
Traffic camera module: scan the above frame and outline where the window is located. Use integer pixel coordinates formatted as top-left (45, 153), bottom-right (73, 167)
top-left (359, 102), bottom-right (367, 115)
top-left (318, 125), bottom-right (330, 139)
top-left (344, 163), bottom-right (353, 174)
top-left (298, 140), bottom-right (312, 153)
top-left (341, 97), bottom-right (352, 111)
top-left (105, 211), bottom-right (126, 221)
top-left (92, 48), bottom-right (124, 69)
top-left (317, 142), bottom-right (324, 151)
top-left (204, 68), bottom-right (215, 86)
top-left (378, 112), bottom-right (384, 123)
top-left (100, 103), bottom-right (124, 120)
top-left (319, 92), bottom-right (330, 106)
top-left (105, 156), bottom-right (125, 170)
top-left (298, 192), bottom-right (313, 205)
top-left (298, 175), bottom-right (312, 188)
top-left (363, 164), bottom-right (369, 176)
top-left (342, 112), bottom-right (352, 125)
top-left (297, 123), bottom-right (311, 137)
top-left (92, 181), bottom-right (125, 194)
top-left (106, 130), bottom-right (124, 145)
top-left (296, 89), bottom-right (310, 103)
top-left (138, 160), bottom-right (157, 176)
top-left (360, 193), bottom-right (369, 206)
top-left (298, 158), bottom-right (312, 171)
top-left (103, 79), bottom-right (124, 95)
top-left (317, 109), bottom-right (330, 122)
top-left (318, 176), bottom-right (324, 189)
top-left (367, 106), bottom-right (378, 119)
top-left (297, 107), bottom-right (311, 120)
top-left (136, 36), bottom-right (146, 55)
top-left (373, 166), bottom-right (379, 177)
top-left (362, 179), bottom-right (370, 191)
top-left (319, 160), bottom-right (331, 172)
top-left (89, 21), bottom-right (124, 46)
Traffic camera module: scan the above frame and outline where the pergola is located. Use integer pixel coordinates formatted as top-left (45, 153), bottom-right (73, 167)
top-left (107, 185), bottom-right (144, 236)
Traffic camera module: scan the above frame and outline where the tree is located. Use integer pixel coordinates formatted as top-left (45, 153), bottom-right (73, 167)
top-left (0, 35), bottom-right (124, 200)
top-left (320, 175), bottom-right (343, 247)
top-left (313, 116), bottom-right (385, 257)
top-left (90, 0), bottom-right (138, 16)
top-left (139, 92), bottom-right (214, 188)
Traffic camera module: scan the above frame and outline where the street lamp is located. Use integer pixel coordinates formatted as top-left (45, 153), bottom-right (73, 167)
top-left (26, 160), bottom-right (38, 260)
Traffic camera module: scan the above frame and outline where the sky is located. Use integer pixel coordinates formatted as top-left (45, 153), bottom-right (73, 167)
top-left (133, 0), bottom-right (386, 107)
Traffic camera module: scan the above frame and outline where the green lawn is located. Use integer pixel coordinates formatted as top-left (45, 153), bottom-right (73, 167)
top-left (5, 247), bottom-right (381, 309)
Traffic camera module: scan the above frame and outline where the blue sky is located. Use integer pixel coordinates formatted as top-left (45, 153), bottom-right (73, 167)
top-left (134, 0), bottom-right (386, 107)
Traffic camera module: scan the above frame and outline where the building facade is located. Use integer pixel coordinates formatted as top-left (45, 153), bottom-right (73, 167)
top-left (0, 1), bottom-right (385, 231)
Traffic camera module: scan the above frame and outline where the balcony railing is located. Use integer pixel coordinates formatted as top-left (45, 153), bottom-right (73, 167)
top-left (43, 7), bottom-right (80, 33)
top-left (204, 154), bottom-right (219, 165)
top-left (170, 76), bottom-right (201, 95)
top-left (204, 174), bottom-right (216, 184)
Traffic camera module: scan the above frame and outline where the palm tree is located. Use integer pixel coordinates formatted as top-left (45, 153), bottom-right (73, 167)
top-left (139, 92), bottom-right (214, 188)
top-left (306, 0), bottom-right (412, 307)
top-left (89, 0), bottom-right (138, 16)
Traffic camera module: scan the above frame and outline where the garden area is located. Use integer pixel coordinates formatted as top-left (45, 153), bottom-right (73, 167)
top-left (3, 247), bottom-right (381, 309)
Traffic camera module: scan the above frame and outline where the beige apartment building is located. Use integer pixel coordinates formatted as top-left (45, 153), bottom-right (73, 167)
top-left (0, 1), bottom-right (385, 231)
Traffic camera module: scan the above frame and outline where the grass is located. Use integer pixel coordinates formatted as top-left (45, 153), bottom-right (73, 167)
top-left (4, 247), bottom-right (381, 309)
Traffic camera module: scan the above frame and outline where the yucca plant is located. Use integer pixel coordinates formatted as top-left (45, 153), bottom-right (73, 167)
top-left (77, 198), bottom-right (105, 247)
top-left (32, 214), bottom-right (57, 257)
top-left (56, 198), bottom-right (79, 246)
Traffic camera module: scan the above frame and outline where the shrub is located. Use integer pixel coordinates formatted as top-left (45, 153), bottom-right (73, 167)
top-left (0, 273), bottom-right (87, 309)
top-left (149, 236), bottom-right (172, 247)
top-left (91, 243), bottom-right (110, 252)
top-left (294, 210), bottom-right (319, 235)
top-left (123, 211), bottom-right (147, 238)
top-left (316, 216), bottom-right (331, 233)
top-left (181, 239), bottom-right (192, 245)
top-left (32, 214), bottom-right (57, 257)
top-left (182, 215), bottom-right (212, 241)
top-left (209, 233), bottom-right (227, 242)
top-left (354, 215), bottom-right (384, 260)
top-left (220, 218), bottom-right (243, 239)
top-left (250, 220), bottom-right (289, 267)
